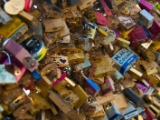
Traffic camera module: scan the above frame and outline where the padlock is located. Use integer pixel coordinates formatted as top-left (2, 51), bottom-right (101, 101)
top-left (123, 88), bottom-right (145, 107)
top-left (110, 69), bottom-right (123, 82)
top-left (130, 4), bottom-right (141, 16)
top-left (145, 73), bottom-right (160, 85)
top-left (99, 0), bottom-right (112, 16)
top-left (89, 47), bottom-right (103, 63)
top-left (0, 16), bottom-right (27, 39)
top-left (139, 0), bottom-right (153, 12)
top-left (77, 0), bottom-right (94, 10)
top-left (0, 7), bottom-right (12, 25)
top-left (119, 27), bottom-right (134, 40)
top-left (29, 91), bottom-right (51, 110)
top-left (72, 85), bottom-right (88, 109)
top-left (64, 90), bottom-right (79, 107)
top-left (93, 54), bottom-right (115, 78)
top-left (3, 0), bottom-right (25, 15)
top-left (42, 18), bottom-right (65, 32)
top-left (117, 15), bottom-right (136, 30)
top-left (112, 48), bottom-right (138, 75)
top-left (100, 76), bottom-right (115, 95)
top-left (22, 38), bottom-right (47, 61)
top-left (139, 9), bottom-right (154, 29)
top-left (18, 11), bottom-right (38, 26)
top-left (90, 102), bottom-right (106, 118)
top-left (74, 56), bottom-right (91, 71)
top-left (105, 103), bottom-right (122, 120)
top-left (116, 37), bottom-right (130, 48)
top-left (140, 61), bottom-right (159, 75)
top-left (138, 45), bottom-right (156, 61)
top-left (24, 0), bottom-right (33, 12)
top-left (81, 71), bottom-right (100, 96)
top-left (112, 93), bottom-right (128, 110)
top-left (84, 9), bottom-right (97, 23)
top-left (0, 86), bottom-right (23, 105)
top-left (84, 23), bottom-right (97, 40)
top-left (66, 48), bottom-right (85, 65)
top-left (111, 0), bottom-right (125, 11)
top-left (4, 39), bottom-right (39, 72)
top-left (121, 1), bottom-right (132, 15)
top-left (49, 91), bottom-right (85, 120)
top-left (95, 12), bottom-right (109, 26)
top-left (128, 26), bottom-right (148, 46)
top-left (39, 2), bottom-right (64, 18)
top-left (17, 30), bottom-right (35, 44)
top-left (0, 51), bottom-right (16, 84)
top-left (148, 20), bottom-right (160, 40)
top-left (122, 101), bottom-right (139, 120)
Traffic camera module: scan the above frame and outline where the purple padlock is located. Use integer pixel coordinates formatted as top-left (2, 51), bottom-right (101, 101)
top-left (139, 0), bottom-right (153, 12)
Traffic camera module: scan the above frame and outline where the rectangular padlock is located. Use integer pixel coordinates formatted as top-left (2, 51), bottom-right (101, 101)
top-left (148, 20), bottom-right (160, 40)
top-left (139, 0), bottom-right (153, 12)
top-left (145, 74), bottom-right (160, 85)
top-left (139, 9), bottom-right (154, 29)
top-left (93, 55), bottom-right (115, 78)
top-left (72, 85), bottom-right (88, 109)
top-left (128, 26), bottom-right (148, 46)
top-left (105, 103), bottom-right (122, 120)
top-left (112, 48), bottom-right (138, 75)
top-left (140, 61), bottom-right (159, 75)
top-left (123, 88), bottom-right (145, 107)
top-left (101, 77), bottom-right (115, 95)
top-left (42, 18), bottom-right (65, 32)
top-left (77, 0), bottom-right (94, 10)
top-left (29, 92), bottom-right (51, 110)
top-left (4, 40), bottom-right (39, 72)
top-left (0, 16), bottom-right (27, 39)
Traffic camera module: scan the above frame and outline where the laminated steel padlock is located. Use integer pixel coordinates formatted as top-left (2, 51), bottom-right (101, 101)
top-left (22, 38), bottom-right (47, 61)
top-left (3, 39), bottom-right (39, 72)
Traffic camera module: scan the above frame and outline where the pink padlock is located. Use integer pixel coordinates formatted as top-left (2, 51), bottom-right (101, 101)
top-left (95, 12), bottom-right (109, 26)
top-left (139, 0), bottom-right (153, 12)
top-left (3, 57), bottom-right (26, 83)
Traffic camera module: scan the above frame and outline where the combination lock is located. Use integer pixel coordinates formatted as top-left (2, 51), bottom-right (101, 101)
top-left (22, 38), bottom-right (47, 61)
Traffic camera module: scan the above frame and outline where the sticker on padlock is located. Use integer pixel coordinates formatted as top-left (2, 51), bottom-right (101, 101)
top-left (112, 48), bottom-right (138, 75)
top-left (4, 39), bottom-right (39, 72)
top-left (4, 0), bottom-right (25, 15)
top-left (52, 55), bottom-right (69, 67)
top-left (3, 57), bottom-right (26, 83)
top-left (0, 51), bottom-right (16, 84)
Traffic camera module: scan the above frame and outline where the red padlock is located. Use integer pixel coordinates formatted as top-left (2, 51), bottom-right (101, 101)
top-left (25, 0), bottom-right (33, 12)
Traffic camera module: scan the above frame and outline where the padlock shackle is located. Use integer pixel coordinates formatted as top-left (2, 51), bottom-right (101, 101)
top-left (0, 51), bottom-right (11, 64)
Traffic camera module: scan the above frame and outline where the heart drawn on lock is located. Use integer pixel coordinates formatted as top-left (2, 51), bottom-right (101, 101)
top-left (4, 0), bottom-right (25, 15)
top-left (60, 59), bottom-right (66, 64)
